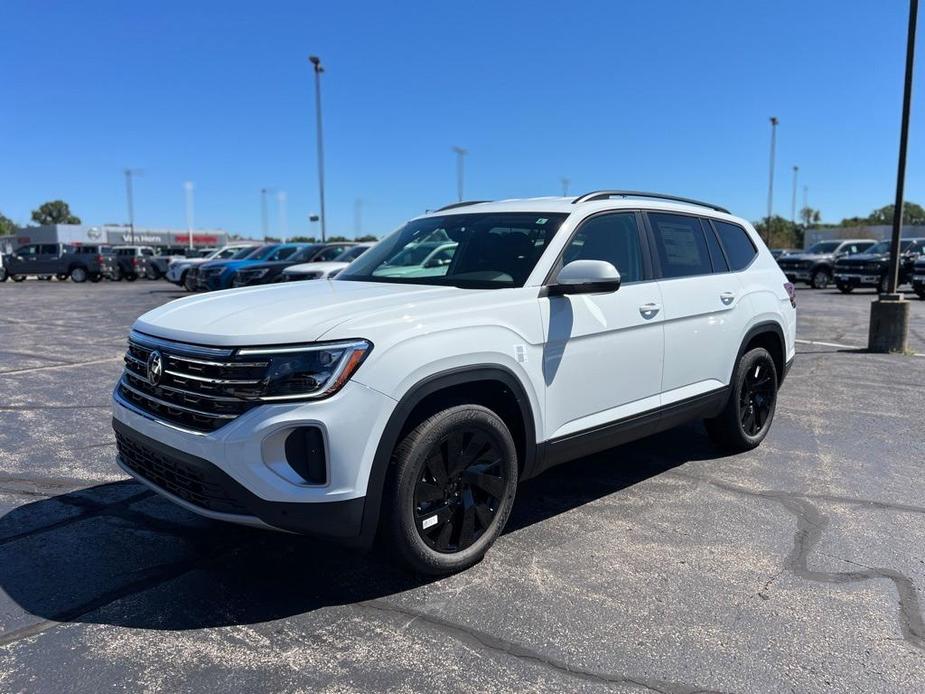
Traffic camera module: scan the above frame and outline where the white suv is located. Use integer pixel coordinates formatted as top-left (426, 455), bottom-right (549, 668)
top-left (112, 191), bottom-right (796, 574)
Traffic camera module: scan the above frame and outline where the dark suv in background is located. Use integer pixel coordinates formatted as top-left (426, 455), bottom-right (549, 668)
top-left (0, 243), bottom-right (109, 283)
top-left (776, 239), bottom-right (875, 289)
top-left (231, 242), bottom-right (355, 287)
top-left (834, 238), bottom-right (925, 293)
top-left (102, 246), bottom-right (156, 281)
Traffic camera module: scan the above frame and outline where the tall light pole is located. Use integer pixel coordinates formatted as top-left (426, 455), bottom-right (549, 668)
top-left (452, 146), bottom-right (467, 201)
top-left (869, 0), bottom-right (918, 353)
top-left (260, 187), bottom-right (271, 243)
top-left (277, 191), bottom-right (288, 242)
top-left (184, 181), bottom-right (195, 250)
top-left (561, 177), bottom-right (571, 197)
top-left (765, 117), bottom-right (779, 245)
top-left (309, 56), bottom-right (327, 242)
top-left (790, 165), bottom-right (799, 226)
top-left (124, 169), bottom-right (142, 245)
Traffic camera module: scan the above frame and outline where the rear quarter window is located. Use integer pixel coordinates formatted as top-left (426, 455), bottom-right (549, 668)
top-left (712, 221), bottom-right (757, 271)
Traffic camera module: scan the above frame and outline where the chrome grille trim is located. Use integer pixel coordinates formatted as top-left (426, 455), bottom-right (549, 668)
top-left (163, 369), bottom-right (262, 385)
top-left (130, 330), bottom-right (234, 358)
top-left (119, 377), bottom-right (238, 419)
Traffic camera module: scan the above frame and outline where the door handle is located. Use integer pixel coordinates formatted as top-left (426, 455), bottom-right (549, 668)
top-left (719, 292), bottom-right (736, 306)
top-left (639, 303), bottom-right (661, 319)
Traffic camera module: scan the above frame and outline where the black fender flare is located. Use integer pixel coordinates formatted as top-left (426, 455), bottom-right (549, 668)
top-left (732, 321), bottom-right (787, 386)
top-left (354, 365), bottom-right (537, 548)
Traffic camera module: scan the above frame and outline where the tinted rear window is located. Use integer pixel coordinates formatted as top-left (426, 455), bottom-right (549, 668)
top-left (648, 213), bottom-right (713, 278)
top-left (713, 221), bottom-right (757, 271)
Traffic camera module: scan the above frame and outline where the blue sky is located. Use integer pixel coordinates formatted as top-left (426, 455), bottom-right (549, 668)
top-left (2, 1), bottom-right (922, 238)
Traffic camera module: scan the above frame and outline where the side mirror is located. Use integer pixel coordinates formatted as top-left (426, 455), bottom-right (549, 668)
top-left (547, 260), bottom-right (621, 296)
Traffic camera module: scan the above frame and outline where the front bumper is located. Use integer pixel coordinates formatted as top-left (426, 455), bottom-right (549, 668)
top-left (834, 273), bottom-right (879, 287)
top-left (112, 378), bottom-right (398, 543)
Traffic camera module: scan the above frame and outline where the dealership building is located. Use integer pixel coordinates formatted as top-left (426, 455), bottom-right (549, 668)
top-left (0, 224), bottom-right (240, 254)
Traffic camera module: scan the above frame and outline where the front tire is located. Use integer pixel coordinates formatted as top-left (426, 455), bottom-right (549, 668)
top-left (12, 275), bottom-right (25, 282)
top-left (705, 347), bottom-right (778, 453)
top-left (810, 268), bottom-right (830, 289)
top-left (70, 266), bottom-right (88, 283)
top-left (384, 405), bottom-right (518, 575)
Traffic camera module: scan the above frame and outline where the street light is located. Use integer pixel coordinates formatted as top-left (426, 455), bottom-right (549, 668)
top-left (124, 168), bottom-right (142, 245)
top-left (184, 181), bottom-right (195, 251)
top-left (277, 191), bottom-right (288, 243)
top-left (561, 177), bottom-right (571, 197)
top-left (790, 165), bottom-right (799, 226)
top-left (869, 0), bottom-right (918, 353)
top-left (309, 55), bottom-right (327, 243)
top-left (452, 146), bottom-right (467, 201)
top-left (765, 117), bottom-right (779, 245)
top-left (260, 187), bottom-right (273, 243)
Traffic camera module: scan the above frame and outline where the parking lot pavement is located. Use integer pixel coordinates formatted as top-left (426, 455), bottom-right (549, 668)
top-left (1, 280), bottom-right (924, 693)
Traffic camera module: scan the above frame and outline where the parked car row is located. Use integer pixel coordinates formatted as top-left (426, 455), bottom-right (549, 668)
top-left (774, 237), bottom-right (925, 296)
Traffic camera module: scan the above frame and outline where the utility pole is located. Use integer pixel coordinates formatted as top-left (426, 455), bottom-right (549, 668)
top-left (790, 165), bottom-right (799, 226)
top-left (561, 177), bottom-right (571, 197)
top-left (124, 169), bottom-right (141, 245)
top-left (260, 187), bottom-right (270, 243)
top-left (184, 181), bottom-right (195, 251)
top-left (765, 117), bottom-right (779, 245)
top-left (452, 146), bottom-right (467, 201)
top-left (309, 56), bottom-right (327, 242)
top-left (869, 0), bottom-right (918, 353)
top-left (277, 191), bottom-right (288, 243)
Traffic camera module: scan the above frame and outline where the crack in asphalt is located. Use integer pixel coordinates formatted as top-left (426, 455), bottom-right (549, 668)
top-left (0, 356), bottom-right (122, 376)
top-left (671, 472), bottom-right (925, 651)
top-left (361, 600), bottom-right (725, 694)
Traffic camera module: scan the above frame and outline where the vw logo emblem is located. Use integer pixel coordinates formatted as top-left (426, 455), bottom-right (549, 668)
top-left (146, 350), bottom-right (163, 387)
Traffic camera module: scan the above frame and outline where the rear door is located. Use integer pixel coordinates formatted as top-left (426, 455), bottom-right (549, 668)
top-left (646, 212), bottom-right (753, 404)
top-left (540, 211), bottom-right (665, 440)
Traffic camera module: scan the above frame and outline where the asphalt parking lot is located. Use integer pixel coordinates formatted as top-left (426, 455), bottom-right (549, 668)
top-left (1, 279), bottom-right (924, 693)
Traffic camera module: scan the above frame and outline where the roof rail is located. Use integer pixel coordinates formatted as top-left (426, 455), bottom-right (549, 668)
top-left (572, 190), bottom-right (730, 214)
top-left (433, 200), bottom-right (491, 212)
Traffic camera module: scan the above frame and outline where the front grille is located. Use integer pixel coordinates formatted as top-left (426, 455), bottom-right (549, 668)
top-left (836, 261), bottom-right (866, 272)
top-left (118, 332), bottom-right (270, 433)
top-left (115, 428), bottom-right (246, 514)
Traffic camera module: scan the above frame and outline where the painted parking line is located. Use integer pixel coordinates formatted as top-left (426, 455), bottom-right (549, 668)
top-left (795, 338), bottom-right (924, 357)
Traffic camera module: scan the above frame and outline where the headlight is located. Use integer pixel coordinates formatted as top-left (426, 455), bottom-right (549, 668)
top-left (234, 340), bottom-right (372, 401)
top-left (247, 268), bottom-right (269, 279)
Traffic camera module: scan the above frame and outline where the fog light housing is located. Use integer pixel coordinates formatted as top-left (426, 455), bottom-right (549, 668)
top-left (284, 426), bottom-right (327, 485)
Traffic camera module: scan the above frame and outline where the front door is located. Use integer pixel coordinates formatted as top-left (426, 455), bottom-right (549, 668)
top-left (540, 211), bottom-right (664, 441)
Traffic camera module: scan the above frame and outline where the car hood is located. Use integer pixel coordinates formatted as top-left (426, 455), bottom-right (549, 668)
top-left (284, 261), bottom-right (349, 273)
top-left (837, 253), bottom-right (888, 263)
top-left (133, 280), bottom-right (469, 346)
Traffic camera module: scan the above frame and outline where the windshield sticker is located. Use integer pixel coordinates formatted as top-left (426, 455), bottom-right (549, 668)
top-left (536, 218), bottom-right (548, 225)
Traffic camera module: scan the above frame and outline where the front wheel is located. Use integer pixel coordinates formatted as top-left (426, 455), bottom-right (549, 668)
top-left (705, 347), bottom-right (778, 453)
top-left (384, 405), bottom-right (518, 575)
top-left (836, 282), bottom-right (853, 294)
top-left (12, 275), bottom-right (25, 282)
top-left (70, 266), bottom-right (88, 283)
top-left (183, 271), bottom-right (197, 292)
top-left (810, 269), bottom-right (830, 289)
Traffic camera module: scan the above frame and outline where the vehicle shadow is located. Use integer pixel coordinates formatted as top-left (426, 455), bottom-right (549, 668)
top-left (0, 422), bottom-right (721, 632)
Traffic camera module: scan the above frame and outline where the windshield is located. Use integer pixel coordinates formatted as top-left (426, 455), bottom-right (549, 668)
top-left (339, 212), bottom-right (568, 288)
top-left (807, 241), bottom-right (841, 254)
top-left (288, 245), bottom-right (323, 262)
top-left (229, 245), bottom-right (259, 259)
top-left (866, 240), bottom-right (912, 255)
top-left (243, 245), bottom-right (282, 261)
top-left (267, 246), bottom-right (300, 262)
top-left (336, 245), bottom-right (369, 262)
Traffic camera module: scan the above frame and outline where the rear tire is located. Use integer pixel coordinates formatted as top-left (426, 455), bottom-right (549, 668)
top-left (12, 275), bottom-right (24, 282)
top-left (70, 266), bottom-right (88, 283)
top-left (810, 268), bottom-right (830, 289)
top-left (384, 405), bottom-right (518, 575)
top-left (125, 272), bottom-right (137, 282)
top-left (705, 347), bottom-right (778, 453)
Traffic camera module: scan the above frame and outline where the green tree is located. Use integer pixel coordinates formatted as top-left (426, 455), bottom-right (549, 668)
top-left (355, 234), bottom-right (379, 242)
top-left (840, 202), bottom-right (925, 227)
top-left (799, 207), bottom-right (821, 227)
top-left (288, 235), bottom-right (317, 243)
top-left (31, 200), bottom-right (81, 225)
top-left (0, 212), bottom-right (15, 235)
top-left (327, 235), bottom-right (351, 242)
top-left (753, 215), bottom-right (802, 249)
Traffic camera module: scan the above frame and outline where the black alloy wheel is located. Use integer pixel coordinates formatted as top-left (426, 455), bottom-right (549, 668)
top-left (739, 357), bottom-right (776, 437)
top-left (810, 269), bottom-right (830, 289)
top-left (413, 428), bottom-right (507, 553)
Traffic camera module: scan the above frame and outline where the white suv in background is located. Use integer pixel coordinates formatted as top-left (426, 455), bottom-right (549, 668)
top-left (112, 191), bottom-right (796, 574)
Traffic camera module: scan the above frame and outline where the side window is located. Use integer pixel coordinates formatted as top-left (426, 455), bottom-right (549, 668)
top-left (648, 213), bottom-right (712, 279)
top-left (40, 244), bottom-right (59, 255)
top-left (713, 221), bottom-right (757, 271)
top-left (562, 212), bottom-right (644, 283)
top-left (315, 246), bottom-right (346, 262)
top-left (702, 220), bottom-right (729, 272)
top-left (141, 248), bottom-right (154, 256)
top-left (18, 245), bottom-right (37, 256)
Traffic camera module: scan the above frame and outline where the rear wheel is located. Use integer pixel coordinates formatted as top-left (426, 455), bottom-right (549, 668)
top-left (810, 268), bottom-right (830, 289)
top-left (384, 405), bottom-right (518, 575)
top-left (89, 272), bottom-right (102, 283)
top-left (70, 266), bottom-right (88, 283)
top-left (12, 275), bottom-right (24, 282)
top-left (705, 347), bottom-right (778, 453)
top-left (125, 272), bottom-right (137, 282)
